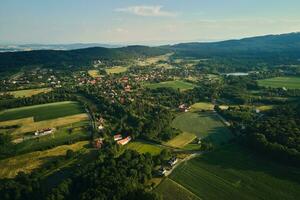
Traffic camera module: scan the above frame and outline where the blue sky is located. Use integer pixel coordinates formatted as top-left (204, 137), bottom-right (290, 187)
top-left (1, 0), bottom-right (300, 44)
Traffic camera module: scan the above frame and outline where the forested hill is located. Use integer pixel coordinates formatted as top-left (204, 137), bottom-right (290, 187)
top-left (167, 32), bottom-right (300, 58)
top-left (0, 45), bottom-right (169, 73)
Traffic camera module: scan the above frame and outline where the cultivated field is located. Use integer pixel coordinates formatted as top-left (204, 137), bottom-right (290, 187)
top-left (0, 141), bottom-right (89, 179)
top-left (257, 76), bottom-right (300, 89)
top-left (169, 144), bottom-right (300, 200)
top-left (126, 141), bottom-right (163, 155)
top-left (136, 53), bottom-right (173, 67)
top-left (4, 88), bottom-right (52, 98)
top-left (155, 178), bottom-right (201, 200)
top-left (145, 80), bottom-right (195, 91)
top-left (0, 101), bottom-right (85, 122)
top-left (164, 132), bottom-right (196, 148)
top-left (88, 70), bottom-right (101, 78)
top-left (105, 66), bottom-right (128, 74)
top-left (171, 112), bottom-right (233, 145)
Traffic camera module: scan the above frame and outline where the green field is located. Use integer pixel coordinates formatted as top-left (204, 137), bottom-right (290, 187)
top-left (190, 102), bottom-right (214, 111)
top-left (169, 144), bottom-right (300, 200)
top-left (145, 80), bottom-right (195, 91)
top-left (155, 178), bottom-right (201, 200)
top-left (0, 101), bottom-right (85, 122)
top-left (4, 88), bottom-right (52, 98)
top-left (126, 141), bottom-right (163, 155)
top-left (257, 76), bottom-right (300, 89)
top-left (171, 112), bottom-right (233, 145)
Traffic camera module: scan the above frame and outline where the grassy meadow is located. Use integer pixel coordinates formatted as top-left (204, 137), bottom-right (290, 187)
top-left (169, 144), bottom-right (300, 200)
top-left (0, 141), bottom-right (89, 179)
top-left (0, 101), bottom-right (85, 122)
top-left (5, 88), bottom-right (52, 98)
top-left (257, 76), bottom-right (300, 89)
top-left (172, 112), bottom-right (233, 146)
top-left (190, 102), bottom-right (214, 111)
top-left (105, 66), bottom-right (128, 74)
top-left (126, 141), bottom-right (163, 155)
top-left (145, 80), bottom-right (195, 91)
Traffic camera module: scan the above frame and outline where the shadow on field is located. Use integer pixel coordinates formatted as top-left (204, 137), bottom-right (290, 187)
top-left (196, 143), bottom-right (300, 184)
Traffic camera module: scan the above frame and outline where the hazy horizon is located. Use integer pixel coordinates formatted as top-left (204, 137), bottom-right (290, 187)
top-left (1, 0), bottom-right (300, 44)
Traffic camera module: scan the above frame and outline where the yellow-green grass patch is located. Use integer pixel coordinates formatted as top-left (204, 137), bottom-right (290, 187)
top-left (88, 70), bottom-right (101, 78)
top-left (190, 102), bottom-right (214, 112)
top-left (105, 66), bottom-right (128, 74)
top-left (0, 141), bottom-right (89, 178)
top-left (4, 88), bottom-right (52, 98)
top-left (126, 141), bottom-right (163, 155)
top-left (164, 132), bottom-right (196, 148)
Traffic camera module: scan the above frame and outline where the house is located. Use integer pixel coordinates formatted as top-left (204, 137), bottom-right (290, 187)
top-left (168, 157), bottom-right (178, 167)
top-left (98, 124), bottom-right (104, 131)
top-left (178, 104), bottom-right (189, 112)
top-left (114, 134), bottom-right (122, 141)
top-left (34, 128), bottom-right (55, 136)
top-left (117, 136), bottom-right (132, 146)
top-left (124, 85), bottom-right (131, 92)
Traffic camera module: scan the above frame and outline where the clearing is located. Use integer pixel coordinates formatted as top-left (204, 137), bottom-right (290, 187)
top-left (190, 102), bottom-right (214, 112)
top-left (169, 144), bottom-right (300, 200)
top-left (257, 76), bottom-right (300, 89)
top-left (145, 80), bottom-right (196, 91)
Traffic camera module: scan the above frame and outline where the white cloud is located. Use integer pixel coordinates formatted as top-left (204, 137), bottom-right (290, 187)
top-left (115, 5), bottom-right (177, 17)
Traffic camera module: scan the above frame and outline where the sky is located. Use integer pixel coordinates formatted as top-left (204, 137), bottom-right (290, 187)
top-left (1, 0), bottom-right (300, 45)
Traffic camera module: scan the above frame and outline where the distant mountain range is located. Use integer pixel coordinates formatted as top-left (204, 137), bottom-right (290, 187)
top-left (0, 43), bottom-right (123, 52)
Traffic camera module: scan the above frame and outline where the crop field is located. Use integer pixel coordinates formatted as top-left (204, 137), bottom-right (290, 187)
top-left (105, 66), bottom-right (128, 74)
top-left (126, 141), bottom-right (163, 155)
top-left (164, 132), bottom-right (196, 148)
top-left (169, 144), bottom-right (300, 200)
top-left (88, 70), bottom-right (101, 78)
top-left (4, 88), bottom-right (52, 98)
top-left (257, 76), bottom-right (300, 89)
top-left (155, 178), bottom-right (201, 200)
top-left (145, 80), bottom-right (196, 91)
top-left (171, 112), bottom-right (233, 145)
top-left (0, 141), bottom-right (89, 179)
top-left (136, 53), bottom-right (172, 67)
top-left (190, 102), bottom-right (214, 111)
top-left (0, 101), bottom-right (85, 122)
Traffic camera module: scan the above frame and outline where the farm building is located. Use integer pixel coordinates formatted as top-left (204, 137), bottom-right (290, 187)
top-left (158, 167), bottom-right (167, 176)
top-left (114, 134), bottom-right (122, 141)
top-left (117, 136), bottom-right (132, 146)
top-left (168, 157), bottom-right (178, 167)
top-left (34, 128), bottom-right (55, 136)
